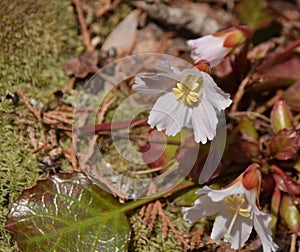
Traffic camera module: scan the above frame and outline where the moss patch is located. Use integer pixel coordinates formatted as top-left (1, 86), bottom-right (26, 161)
top-left (0, 117), bottom-right (44, 251)
top-left (0, 0), bottom-right (82, 97)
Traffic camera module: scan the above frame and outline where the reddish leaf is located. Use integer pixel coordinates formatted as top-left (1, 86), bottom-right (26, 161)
top-left (269, 128), bottom-right (299, 160)
top-left (270, 187), bottom-right (281, 234)
top-left (272, 165), bottom-right (300, 196)
top-left (239, 141), bottom-right (259, 159)
top-left (280, 195), bottom-right (300, 233)
top-left (284, 81), bottom-right (300, 112)
top-left (250, 39), bottom-right (300, 92)
top-left (5, 173), bottom-right (131, 252)
top-left (257, 39), bottom-right (300, 73)
top-left (270, 101), bottom-right (293, 133)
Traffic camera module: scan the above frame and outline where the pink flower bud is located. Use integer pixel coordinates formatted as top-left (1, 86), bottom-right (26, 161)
top-left (188, 26), bottom-right (253, 67)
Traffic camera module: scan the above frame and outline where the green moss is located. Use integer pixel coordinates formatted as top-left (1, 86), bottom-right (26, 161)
top-left (0, 0), bottom-right (82, 97)
top-left (129, 203), bottom-right (190, 252)
top-left (0, 117), bottom-right (44, 251)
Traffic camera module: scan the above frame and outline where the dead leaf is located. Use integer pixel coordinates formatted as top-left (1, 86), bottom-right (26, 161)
top-left (127, 1), bottom-right (225, 36)
top-left (101, 9), bottom-right (140, 57)
top-left (62, 51), bottom-right (99, 78)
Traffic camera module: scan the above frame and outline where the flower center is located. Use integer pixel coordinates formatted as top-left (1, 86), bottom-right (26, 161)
top-left (172, 75), bottom-right (202, 106)
top-left (223, 194), bottom-right (251, 239)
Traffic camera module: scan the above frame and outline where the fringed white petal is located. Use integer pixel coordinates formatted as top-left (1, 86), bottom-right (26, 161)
top-left (182, 195), bottom-right (223, 224)
top-left (211, 214), bottom-right (230, 244)
top-left (191, 99), bottom-right (218, 144)
top-left (254, 214), bottom-right (279, 252)
top-left (202, 72), bottom-right (232, 111)
top-left (228, 214), bottom-right (253, 249)
top-left (148, 92), bottom-right (192, 136)
top-left (206, 182), bottom-right (244, 202)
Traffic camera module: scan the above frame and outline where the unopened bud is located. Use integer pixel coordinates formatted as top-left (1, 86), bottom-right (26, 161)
top-left (242, 163), bottom-right (261, 190)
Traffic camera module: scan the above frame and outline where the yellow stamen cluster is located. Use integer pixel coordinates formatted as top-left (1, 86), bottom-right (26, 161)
top-left (172, 82), bottom-right (199, 106)
top-left (223, 194), bottom-right (251, 239)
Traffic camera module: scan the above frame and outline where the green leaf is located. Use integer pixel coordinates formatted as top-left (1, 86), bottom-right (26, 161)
top-left (280, 195), bottom-right (300, 233)
top-left (236, 0), bottom-right (275, 30)
top-left (269, 128), bottom-right (299, 160)
top-left (5, 173), bottom-right (131, 252)
top-left (238, 116), bottom-right (259, 142)
top-left (271, 100), bottom-right (293, 132)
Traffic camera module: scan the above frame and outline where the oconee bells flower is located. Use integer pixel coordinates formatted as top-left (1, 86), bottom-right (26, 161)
top-left (133, 61), bottom-right (232, 144)
top-left (187, 26), bottom-right (253, 67)
top-left (183, 163), bottom-right (278, 251)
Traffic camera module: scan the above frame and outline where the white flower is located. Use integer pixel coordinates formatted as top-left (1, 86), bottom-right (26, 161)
top-left (182, 164), bottom-right (278, 252)
top-left (187, 26), bottom-right (253, 67)
top-left (132, 61), bottom-right (231, 144)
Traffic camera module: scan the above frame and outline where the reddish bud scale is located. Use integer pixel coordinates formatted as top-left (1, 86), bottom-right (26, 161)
top-left (223, 31), bottom-right (244, 48)
top-left (213, 26), bottom-right (254, 48)
top-left (242, 163), bottom-right (261, 190)
top-left (194, 60), bottom-right (211, 74)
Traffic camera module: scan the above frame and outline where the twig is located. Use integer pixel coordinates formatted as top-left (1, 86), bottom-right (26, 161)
top-left (44, 111), bottom-right (73, 125)
top-left (16, 89), bottom-right (42, 121)
top-left (230, 75), bottom-right (251, 113)
top-left (289, 233), bottom-right (296, 252)
top-left (33, 139), bottom-right (51, 153)
top-left (62, 146), bottom-right (79, 171)
top-left (49, 129), bottom-right (58, 147)
top-left (95, 0), bottom-right (122, 18)
top-left (28, 126), bottom-right (39, 150)
top-left (255, 90), bottom-right (283, 114)
top-left (67, 77), bottom-right (76, 89)
top-left (228, 111), bottom-right (271, 123)
top-left (73, 0), bottom-right (94, 52)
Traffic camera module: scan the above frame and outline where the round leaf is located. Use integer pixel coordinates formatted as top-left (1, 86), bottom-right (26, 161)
top-left (5, 173), bottom-right (131, 252)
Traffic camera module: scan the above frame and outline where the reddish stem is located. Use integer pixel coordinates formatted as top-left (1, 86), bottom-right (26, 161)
top-left (79, 118), bottom-right (148, 134)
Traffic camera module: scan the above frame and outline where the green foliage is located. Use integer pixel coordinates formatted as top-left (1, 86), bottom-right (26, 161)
top-left (0, 117), bottom-right (43, 251)
top-left (236, 0), bottom-right (275, 30)
top-left (280, 195), bottom-right (300, 233)
top-left (5, 173), bottom-right (131, 252)
top-left (238, 116), bottom-right (259, 142)
top-left (129, 205), bottom-right (188, 252)
top-left (0, 0), bottom-right (82, 97)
